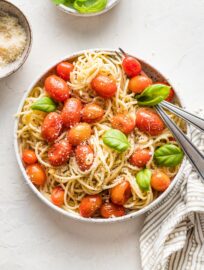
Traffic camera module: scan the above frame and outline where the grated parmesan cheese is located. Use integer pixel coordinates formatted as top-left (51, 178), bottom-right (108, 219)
top-left (0, 11), bottom-right (27, 68)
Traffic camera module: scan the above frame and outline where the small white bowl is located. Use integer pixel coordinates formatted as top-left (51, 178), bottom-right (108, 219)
top-left (0, 0), bottom-right (32, 79)
top-left (14, 48), bottom-right (188, 223)
top-left (55, 0), bottom-right (120, 17)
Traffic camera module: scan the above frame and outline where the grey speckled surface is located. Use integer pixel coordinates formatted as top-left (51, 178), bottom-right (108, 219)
top-left (0, 0), bottom-right (204, 269)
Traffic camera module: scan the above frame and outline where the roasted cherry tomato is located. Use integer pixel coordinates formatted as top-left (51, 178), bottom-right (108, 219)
top-left (41, 112), bottom-right (63, 142)
top-left (51, 186), bottom-right (65, 206)
top-left (111, 113), bottom-right (135, 134)
top-left (56, 61), bottom-right (74, 81)
top-left (122, 56), bottom-right (142, 77)
top-left (44, 75), bottom-right (70, 102)
top-left (100, 203), bottom-right (125, 218)
top-left (129, 149), bottom-right (152, 168)
top-left (110, 181), bottom-right (131, 206)
top-left (166, 88), bottom-right (175, 102)
top-left (68, 123), bottom-right (92, 145)
top-left (91, 75), bottom-right (117, 99)
top-left (26, 163), bottom-right (46, 186)
top-left (48, 139), bottom-right (72, 166)
top-left (128, 75), bottom-right (152, 94)
top-left (61, 98), bottom-right (82, 128)
top-left (151, 170), bottom-right (170, 192)
top-left (82, 103), bottom-right (104, 123)
top-left (136, 108), bottom-right (165, 136)
top-left (75, 144), bottom-right (94, 171)
top-left (79, 195), bottom-right (102, 218)
top-left (22, 149), bottom-right (37, 165)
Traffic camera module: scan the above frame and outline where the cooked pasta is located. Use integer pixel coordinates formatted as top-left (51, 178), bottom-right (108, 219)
top-left (17, 50), bottom-right (184, 218)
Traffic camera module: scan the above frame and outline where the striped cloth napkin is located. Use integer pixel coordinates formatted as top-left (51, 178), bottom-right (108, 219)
top-left (140, 123), bottom-right (204, 270)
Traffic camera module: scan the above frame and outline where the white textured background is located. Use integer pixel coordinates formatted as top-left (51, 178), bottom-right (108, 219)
top-left (0, 0), bottom-right (204, 269)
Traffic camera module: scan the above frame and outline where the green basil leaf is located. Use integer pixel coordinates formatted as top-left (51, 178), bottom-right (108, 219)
top-left (52, 0), bottom-right (66, 5)
top-left (136, 169), bottom-right (152, 191)
top-left (103, 129), bottom-right (130, 153)
top-left (73, 0), bottom-right (107, 13)
top-left (154, 144), bottom-right (184, 167)
top-left (31, 97), bottom-right (57, 112)
top-left (136, 84), bottom-right (171, 106)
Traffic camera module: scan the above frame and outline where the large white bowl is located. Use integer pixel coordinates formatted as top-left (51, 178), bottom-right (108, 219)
top-left (14, 49), bottom-right (188, 223)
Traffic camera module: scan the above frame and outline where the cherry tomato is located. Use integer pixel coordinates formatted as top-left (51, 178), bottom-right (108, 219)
top-left (56, 61), bottom-right (74, 81)
top-left (111, 114), bottom-right (135, 134)
top-left (166, 88), bottom-right (175, 102)
top-left (61, 98), bottom-right (82, 128)
top-left (79, 195), bottom-right (102, 218)
top-left (100, 203), bottom-right (125, 218)
top-left (91, 75), bottom-right (117, 99)
top-left (129, 149), bottom-right (152, 168)
top-left (26, 163), bottom-right (46, 186)
top-left (122, 56), bottom-right (142, 77)
top-left (44, 75), bottom-right (70, 102)
top-left (151, 170), bottom-right (170, 192)
top-left (128, 75), bottom-right (152, 94)
top-left (110, 181), bottom-right (131, 206)
top-left (136, 108), bottom-right (165, 136)
top-left (51, 186), bottom-right (65, 206)
top-left (41, 112), bottom-right (63, 142)
top-left (68, 123), bottom-right (92, 145)
top-left (48, 139), bottom-right (72, 166)
top-left (82, 103), bottom-right (104, 123)
top-left (22, 149), bottom-right (37, 165)
top-left (75, 144), bottom-right (94, 171)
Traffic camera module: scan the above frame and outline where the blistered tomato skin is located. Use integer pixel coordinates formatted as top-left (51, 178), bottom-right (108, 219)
top-left (61, 98), bottom-right (82, 128)
top-left (122, 56), bottom-right (142, 77)
top-left (48, 140), bottom-right (72, 166)
top-left (79, 195), bottom-right (102, 218)
top-left (82, 103), bottom-right (104, 123)
top-left (22, 149), bottom-right (37, 165)
top-left (44, 75), bottom-right (70, 102)
top-left (129, 75), bottom-right (152, 94)
top-left (41, 112), bottom-right (63, 142)
top-left (100, 203), bottom-right (125, 218)
top-left (91, 75), bottom-right (117, 99)
top-left (166, 88), bottom-right (175, 102)
top-left (51, 186), bottom-right (65, 206)
top-left (129, 149), bottom-right (152, 168)
top-left (68, 123), bottom-right (92, 145)
top-left (56, 62), bottom-right (74, 81)
top-left (75, 144), bottom-right (94, 171)
top-left (26, 163), bottom-right (46, 186)
top-left (136, 108), bottom-right (165, 136)
top-left (110, 181), bottom-right (131, 206)
top-left (151, 171), bottom-right (170, 192)
top-left (111, 114), bottom-right (135, 134)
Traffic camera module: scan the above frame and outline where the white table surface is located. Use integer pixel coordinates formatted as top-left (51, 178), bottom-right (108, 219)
top-left (0, 0), bottom-right (204, 269)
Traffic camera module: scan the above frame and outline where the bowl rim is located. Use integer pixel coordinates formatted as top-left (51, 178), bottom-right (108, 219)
top-left (14, 48), bottom-right (189, 223)
top-left (0, 0), bottom-right (32, 79)
top-left (56, 0), bottom-right (120, 17)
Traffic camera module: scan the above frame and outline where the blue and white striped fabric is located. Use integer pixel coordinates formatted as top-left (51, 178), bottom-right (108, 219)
top-left (140, 124), bottom-right (204, 270)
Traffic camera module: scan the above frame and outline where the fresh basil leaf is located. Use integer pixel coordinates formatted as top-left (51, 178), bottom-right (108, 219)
top-left (74, 0), bottom-right (107, 13)
top-left (103, 129), bottom-right (130, 153)
top-left (154, 144), bottom-right (184, 167)
top-left (31, 97), bottom-right (57, 112)
top-left (52, 0), bottom-right (66, 5)
top-left (136, 168), bottom-right (152, 191)
top-left (136, 84), bottom-right (171, 106)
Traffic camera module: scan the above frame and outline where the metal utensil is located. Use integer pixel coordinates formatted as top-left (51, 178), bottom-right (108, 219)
top-left (156, 105), bottom-right (204, 180)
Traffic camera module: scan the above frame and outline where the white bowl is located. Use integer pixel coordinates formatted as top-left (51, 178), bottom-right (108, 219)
top-left (55, 0), bottom-right (120, 17)
top-left (0, 0), bottom-right (32, 79)
top-left (14, 48), bottom-right (188, 223)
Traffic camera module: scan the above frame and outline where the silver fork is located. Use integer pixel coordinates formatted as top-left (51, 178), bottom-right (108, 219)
top-left (155, 104), bottom-right (204, 180)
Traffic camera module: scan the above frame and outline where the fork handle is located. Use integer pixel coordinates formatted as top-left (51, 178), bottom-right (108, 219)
top-left (160, 101), bottom-right (204, 132)
top-left (156, 105), bottom-right (204, 180)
